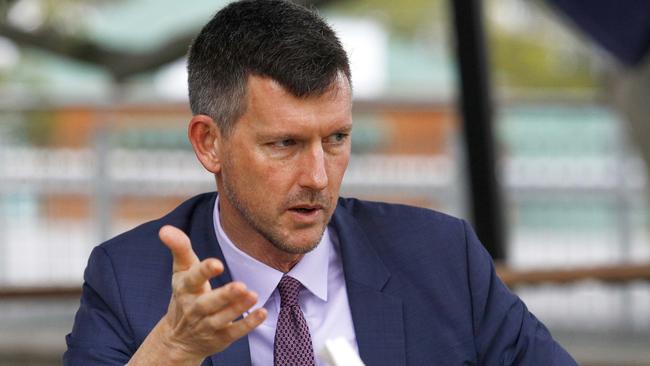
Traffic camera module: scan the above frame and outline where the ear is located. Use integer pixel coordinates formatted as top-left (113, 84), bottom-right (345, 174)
top-left (188, 115), bottom-right (223, 174)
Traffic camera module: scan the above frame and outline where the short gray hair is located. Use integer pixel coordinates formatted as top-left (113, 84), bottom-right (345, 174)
top-left (187, 0), bottom-right (351, 136)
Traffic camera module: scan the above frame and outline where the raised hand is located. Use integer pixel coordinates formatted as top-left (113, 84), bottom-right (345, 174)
top-left (128, 225), bottom-right (267, 366)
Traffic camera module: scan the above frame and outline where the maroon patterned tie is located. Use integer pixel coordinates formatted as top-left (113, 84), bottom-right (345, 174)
top-left (273, 276), bottom-right (316, 366)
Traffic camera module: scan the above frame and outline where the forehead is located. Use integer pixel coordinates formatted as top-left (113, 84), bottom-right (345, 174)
top-left (239, 75), bottom-right (352, 134)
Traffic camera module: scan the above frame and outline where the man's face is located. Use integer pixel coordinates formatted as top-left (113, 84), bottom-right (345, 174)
top-left (217, 75), bottom-right (352, 256)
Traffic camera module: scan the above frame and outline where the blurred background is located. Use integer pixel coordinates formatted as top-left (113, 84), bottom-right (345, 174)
top-left (0, 0), bottom-right (649, 365)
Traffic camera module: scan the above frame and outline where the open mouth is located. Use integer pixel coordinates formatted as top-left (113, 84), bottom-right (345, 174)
top-left (292, 207), bottom-right (316, 213)
top-left (288, 205), bottom-right (323, 214)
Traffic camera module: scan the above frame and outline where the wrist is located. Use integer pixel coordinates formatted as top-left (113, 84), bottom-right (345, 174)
top-left (129, 318), bottom-right (204, 366)
top-left (160, 325), bottom-right (204, 365)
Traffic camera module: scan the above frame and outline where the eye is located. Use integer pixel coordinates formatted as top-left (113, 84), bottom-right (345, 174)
top-left (326, 133), bottom-right (349, 144)
top-left (271, 139), bottom-right (296, 148)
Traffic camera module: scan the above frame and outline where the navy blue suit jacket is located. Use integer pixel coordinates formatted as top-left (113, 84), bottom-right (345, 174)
top-left (65, 192), bottom-right (577, 365)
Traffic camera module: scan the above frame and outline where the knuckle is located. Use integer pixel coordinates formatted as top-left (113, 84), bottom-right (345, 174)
top-left (199, 267), bottom-right (212, 281)
top-left (173, 275), bottom-right (191, 294)
top-left (212, 287), bottom-right (230, 304)
top-left (207, 316), bottom-right (226, 333)
top-left (192, 299), bottom-right (209, 316)
top-left (244, 314), bottom-right (258, 328)
top-left (171, 276), bottom-right (183, 292)
top-left (222, 324), bottom-right (239, 340)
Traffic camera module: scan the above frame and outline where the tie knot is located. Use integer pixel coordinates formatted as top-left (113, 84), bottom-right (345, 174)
top-left (277, 275), bottom-right (303, 307)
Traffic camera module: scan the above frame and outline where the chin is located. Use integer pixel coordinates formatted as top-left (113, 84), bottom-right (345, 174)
top-left (272, 241), bottom-right (319, 255)
top-left (273, 230), bottom-right (324, 255)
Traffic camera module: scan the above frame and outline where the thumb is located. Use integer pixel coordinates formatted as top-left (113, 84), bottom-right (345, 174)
top-left (159, 225), bottom-right (199, 273)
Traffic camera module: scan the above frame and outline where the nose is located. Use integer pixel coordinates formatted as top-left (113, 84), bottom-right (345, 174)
top-left (298, 143), bottom-right (328, 191)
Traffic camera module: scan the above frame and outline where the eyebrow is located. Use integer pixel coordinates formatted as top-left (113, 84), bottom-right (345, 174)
top-left (336, 124), bottom-right (353, 133)
top-left (257, 123), bottom-right (353, 141)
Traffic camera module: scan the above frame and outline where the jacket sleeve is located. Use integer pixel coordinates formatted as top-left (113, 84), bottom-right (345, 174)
top-left (463, 220), bottom-right (578, 366)
top-left (64, 246), bottom-right (135, 365)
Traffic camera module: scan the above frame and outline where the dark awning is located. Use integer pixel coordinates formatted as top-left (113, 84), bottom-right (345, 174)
top-left (546, 0), bottom-right (650, 66)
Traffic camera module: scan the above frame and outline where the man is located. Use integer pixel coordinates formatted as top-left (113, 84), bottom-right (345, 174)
top-left (64, 0), bottom-right (578, 365)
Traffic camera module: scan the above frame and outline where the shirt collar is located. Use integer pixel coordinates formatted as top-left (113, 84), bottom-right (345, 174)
top-left (213, 195), bottom-right (330, 312)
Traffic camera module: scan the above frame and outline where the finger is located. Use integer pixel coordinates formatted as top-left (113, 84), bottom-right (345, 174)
top-left (190, 282), bottom-right (250, 316)
top-left (221, 308), bottom-right (267, 341)
top-left (159, 225), bottom-right (199, 272)
top-left (180, 258), bottom-right (224, 293)
top-left (206, 287), bottom-right (259, 328)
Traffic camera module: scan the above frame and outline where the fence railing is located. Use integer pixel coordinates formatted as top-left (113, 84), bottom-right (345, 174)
top-left (1, 144), bottom-right (649, 332)
top-left (2, 262), bottom-right (649, 299)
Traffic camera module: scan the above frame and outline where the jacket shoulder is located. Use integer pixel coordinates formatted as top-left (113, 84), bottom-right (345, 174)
top-left (83, 192), bottom-right (217, 342)
top-left (337, 196), bottom-right (465, 237)
top-left (99, 192), bottom-right (216, 256)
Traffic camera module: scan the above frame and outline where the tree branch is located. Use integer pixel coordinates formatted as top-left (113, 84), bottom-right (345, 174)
top-left (0, 0), bottom-right (343, 80)
top-left (0, 22), bottom-right (195, 81)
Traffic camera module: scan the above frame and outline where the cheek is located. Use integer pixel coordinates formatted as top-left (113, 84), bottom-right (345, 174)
top-left (254, 159), bottom-right (297, 193)
top-left (240, 150), bottom-right (278, 179)
top-left (327, 155), bottom-right (350, 184)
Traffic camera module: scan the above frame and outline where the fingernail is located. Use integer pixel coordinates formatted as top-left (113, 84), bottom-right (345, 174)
top-left (230, 282), bottom-right (245, 292)
top-left (257, 309), bottom-right (267, 320)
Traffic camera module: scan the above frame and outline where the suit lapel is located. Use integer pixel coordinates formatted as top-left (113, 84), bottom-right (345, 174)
top-left (332, 206), bottom-right (406, 366)
top-left (189, 193), bottom-right (252, 366)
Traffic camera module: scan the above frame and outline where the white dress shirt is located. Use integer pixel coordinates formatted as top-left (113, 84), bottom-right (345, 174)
top-left (213, 197), bottom-right (358, 365)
